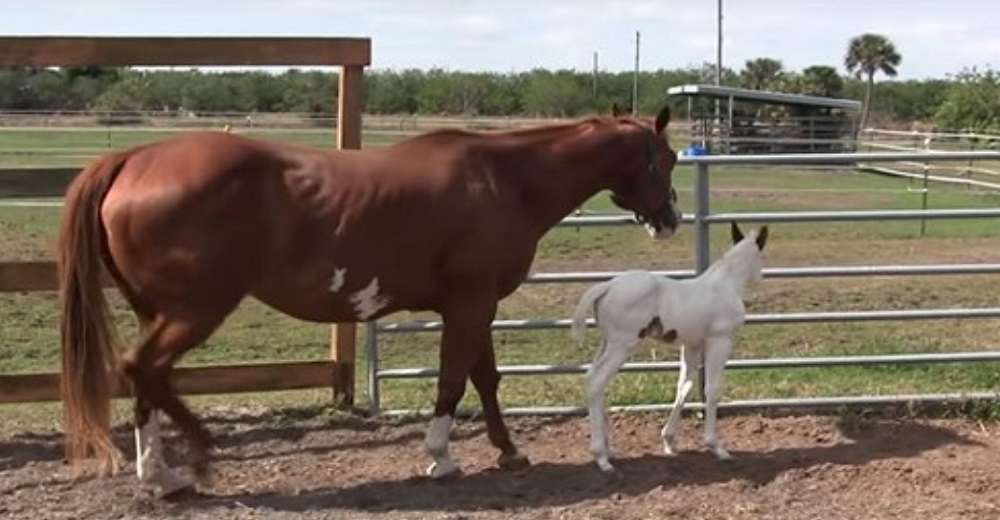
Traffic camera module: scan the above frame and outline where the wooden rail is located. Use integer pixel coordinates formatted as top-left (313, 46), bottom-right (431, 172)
top-left (0, 35), bottom-right (370, 407)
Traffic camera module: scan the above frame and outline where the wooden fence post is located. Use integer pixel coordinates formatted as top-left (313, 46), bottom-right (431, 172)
top-left (331, 64), bottom-right (364, 409)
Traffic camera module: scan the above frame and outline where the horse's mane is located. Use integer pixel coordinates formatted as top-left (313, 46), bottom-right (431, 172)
top-left (398, 114), bottom-right (645, 146)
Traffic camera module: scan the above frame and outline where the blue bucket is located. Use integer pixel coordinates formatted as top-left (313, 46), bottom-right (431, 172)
top-left (682, 145), bottom-right (708, 157)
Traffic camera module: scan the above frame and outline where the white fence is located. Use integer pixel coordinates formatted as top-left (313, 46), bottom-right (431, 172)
top-left (860, 129), bottom-right (1000, 190)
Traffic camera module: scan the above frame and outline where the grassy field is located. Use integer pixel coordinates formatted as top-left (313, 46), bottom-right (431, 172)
top-left (1, 125), bottom-right (1000, 432)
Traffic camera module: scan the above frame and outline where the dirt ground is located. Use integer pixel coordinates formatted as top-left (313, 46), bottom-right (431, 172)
top-left (2, 410), bottom-right (1000, 520)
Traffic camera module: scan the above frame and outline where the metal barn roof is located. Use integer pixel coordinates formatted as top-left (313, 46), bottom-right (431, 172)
top-left (666, 84), bottom-right (862, 111)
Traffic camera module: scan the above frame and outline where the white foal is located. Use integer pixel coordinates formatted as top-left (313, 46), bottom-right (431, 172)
top-left (571, 221), bottom-right (769, 472)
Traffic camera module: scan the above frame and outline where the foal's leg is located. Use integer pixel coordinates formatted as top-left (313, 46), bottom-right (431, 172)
top-left (425, 298), bottom-right (498, 479)
top-left (702, 335), bottom-right (735, 460)
top-left (469, 344), bottom-right (529, 470)
top-left (662, 343), bottom-right (699, 455)
top-left (586, 334), bottom-right (638, 472)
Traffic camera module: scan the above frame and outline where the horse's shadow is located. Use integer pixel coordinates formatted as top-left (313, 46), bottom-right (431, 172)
top-left (0, 407), bottom-right (416, 472)
top-left (0, 431), bottom-right (65, 472)
top-left (181, 417), bottom-right (981, 514)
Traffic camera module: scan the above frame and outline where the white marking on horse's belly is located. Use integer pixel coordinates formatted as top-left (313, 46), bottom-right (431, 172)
top-left (350, 277), bottom-right (391, 320)
top-left (328, 268), bottom-right (347, 292)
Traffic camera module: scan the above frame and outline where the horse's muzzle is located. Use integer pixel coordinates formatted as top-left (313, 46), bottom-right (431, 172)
top-left (645, 202), bottom-right (682, 239)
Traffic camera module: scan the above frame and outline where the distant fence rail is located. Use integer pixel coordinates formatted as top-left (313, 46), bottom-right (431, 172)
top-left (860, 128), bottom-right (1000, 190)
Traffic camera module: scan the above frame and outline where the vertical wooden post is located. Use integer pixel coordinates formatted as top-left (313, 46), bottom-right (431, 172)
top-left (331, 64), bottom-right (364, 409)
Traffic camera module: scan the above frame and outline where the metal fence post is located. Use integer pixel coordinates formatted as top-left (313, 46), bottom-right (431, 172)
top-left (365, 321), bottom-right (381, 413)
top-left (694, 161), bottom-right (712, 273)
top-left (693, 160), bottom-right (712, 407)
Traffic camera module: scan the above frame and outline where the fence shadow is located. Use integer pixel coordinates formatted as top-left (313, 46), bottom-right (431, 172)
top-left (179, 418), bottom-right (979, 514)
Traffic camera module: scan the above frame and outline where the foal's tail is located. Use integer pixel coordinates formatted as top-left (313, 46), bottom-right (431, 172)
top-left (571, 281), bottom-right (611, 348)
top-left (57, 151), bottom-right (130, 475)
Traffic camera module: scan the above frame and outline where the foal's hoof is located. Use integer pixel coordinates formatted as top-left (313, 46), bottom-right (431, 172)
top-left (426, 460), bottom-right (461, 480)
top-left (595, 459), bottom-right (617, 473)
top-left (662, 441), bottom-right (679, 456)
top-left (497, 452), bottom-right (530, 471)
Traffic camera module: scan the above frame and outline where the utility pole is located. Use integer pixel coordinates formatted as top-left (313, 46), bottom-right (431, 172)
top-left (716, 0), bottom-right (723, 86)
top-left (592, 51), bottom-right (599, 102)
top-left (632, 30), bottom-right (640, 115)
top-left (714, 0), bottom-right (724, 151)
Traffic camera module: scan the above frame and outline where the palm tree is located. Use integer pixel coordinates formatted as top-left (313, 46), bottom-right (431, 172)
top-left (845, 33), bottom-right (902, 129)
top-left (741, 58), bottom-right (785, 91)
top-left (800, 65), bottom-right (845, 98)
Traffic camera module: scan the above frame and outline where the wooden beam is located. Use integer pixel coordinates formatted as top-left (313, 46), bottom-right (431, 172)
top-left (0, 167), bottom-right (78, 198)
top-left (329, 65), bottom-right (366, 409)
top-left (0, 261), bottom-right (115, 293)
top-left (337, 66), bottom-right (365, 149)
top-left (0, 361), bottom-right (335, 403)
top-left (0, 36), bottom-right (371, 67)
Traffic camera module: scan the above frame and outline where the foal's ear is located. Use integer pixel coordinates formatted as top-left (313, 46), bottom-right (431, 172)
top-left (755, 225), bottom-right (770, 251)
top-left (654, 104), bottom-right (671, 136)
top-left (731, 221), bottom-right (744, 244)
top-left (611, 102), bottom-right (624, 117)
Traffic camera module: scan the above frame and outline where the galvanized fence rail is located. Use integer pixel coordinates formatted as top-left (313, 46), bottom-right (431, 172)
top-left (365, 150), bottom-right (1000, 416)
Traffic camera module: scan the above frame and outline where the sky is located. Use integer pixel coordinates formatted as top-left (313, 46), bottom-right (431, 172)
top-left (3, 0), bottom-right (997, 80)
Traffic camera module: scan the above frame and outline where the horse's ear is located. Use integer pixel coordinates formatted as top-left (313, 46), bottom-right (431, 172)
top-left (755, 226), bottom-right (769, 251)
top-left (611, 102), bottom-right (624, 117)
top-left (731, 221), bottom-right (744, 244)
top-left (654, 104), bottom-right (671, 135)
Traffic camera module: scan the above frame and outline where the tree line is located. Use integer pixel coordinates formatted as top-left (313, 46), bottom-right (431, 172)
top-left (0, 46), bottom-right (997, 133)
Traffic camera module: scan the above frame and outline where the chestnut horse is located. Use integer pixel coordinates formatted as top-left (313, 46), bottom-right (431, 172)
top-left (57, 105), bottom-right (682, 496)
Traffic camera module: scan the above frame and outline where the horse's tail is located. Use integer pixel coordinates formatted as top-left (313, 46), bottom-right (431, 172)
top-left (571, 281), bottom-right (611, 348)
top-left (57, 151), bottom-right (130, 475)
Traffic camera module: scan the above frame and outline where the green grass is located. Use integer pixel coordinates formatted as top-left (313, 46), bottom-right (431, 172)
top-left (0, 127), bottom-right (403, 168)
top-left (2, 126), bottom-right (1000, 431)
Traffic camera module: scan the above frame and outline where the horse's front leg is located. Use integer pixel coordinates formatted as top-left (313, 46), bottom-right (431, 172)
top-left (469, 343), bottom-right (529, 471)
top-left (424, 297), bottom-right (499, 479)
top-left (702, 335), bottom-right (734, 461)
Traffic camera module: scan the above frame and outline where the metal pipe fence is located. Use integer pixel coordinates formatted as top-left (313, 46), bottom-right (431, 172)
top-left (365, 150), bottom-right (1000, 415)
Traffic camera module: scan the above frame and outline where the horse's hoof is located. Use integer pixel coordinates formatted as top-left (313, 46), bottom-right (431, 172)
top-left (426, 459), bottom-right (461, 480)
top-left (497, 452), bottom-right (530, 471)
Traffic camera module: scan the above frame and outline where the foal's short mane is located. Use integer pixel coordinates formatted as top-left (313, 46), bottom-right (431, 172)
top-left (703, 230), bottom-right (765, 278)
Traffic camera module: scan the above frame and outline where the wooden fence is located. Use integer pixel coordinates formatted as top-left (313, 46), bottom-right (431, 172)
top-left (0, 35), bottom-right (370, 407)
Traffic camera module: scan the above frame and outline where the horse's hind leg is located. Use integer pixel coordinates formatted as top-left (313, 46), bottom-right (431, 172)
top-left (120, 310), bottom-right (232, 494)
top-left (469, 344), bottom-right (529, 471)
top-left (134, 400), bottom-right (194, 495)
top-left (123, 315), bottom-right (192, 495)
top-left (585, 334), bottom-right (637, 472)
